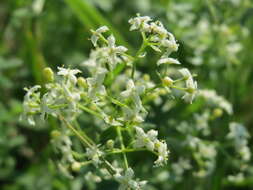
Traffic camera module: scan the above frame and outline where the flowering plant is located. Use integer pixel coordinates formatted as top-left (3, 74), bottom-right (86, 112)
top-left (21, 14), bottom-right (251, 189)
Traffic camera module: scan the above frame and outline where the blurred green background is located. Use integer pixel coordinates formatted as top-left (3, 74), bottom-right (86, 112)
top-left (1, 0), bottom-right (253, 189)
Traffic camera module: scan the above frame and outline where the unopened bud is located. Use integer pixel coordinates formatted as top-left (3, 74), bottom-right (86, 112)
top-left (77, 77), bottom-right (88, 88)
top-left (213, 108), bottom-right (223, 118)
top-left (43, 67), bottom-right (54, 82)
top-left (162, 77), bottom-right (173, 87)
top-left (51, 130), bottom-right (61, 139)
top-left (71, 162), bottom-right (82, 172)
top-left (143, 74), bottom-right (150, 81)
top-left (106, 139), bottom-right (114, 149)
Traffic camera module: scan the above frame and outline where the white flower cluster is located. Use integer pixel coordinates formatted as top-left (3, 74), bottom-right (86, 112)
top-left (114, 168), bottom-right (147, 190)
top-left (198, 89), bottom-right (233, 114)
top-left (129, 13), bottom-right (179, 56)
top-left (186, 136), bottom-right (217, 177)
top-left (86, 145), bottom-right (104, 166)
top-left (21, 14), bottom-right (200, 189)
top-left (120, 79), bottom-right (146, 123)
top-left (171, 157), bottom-right (192, 182)
top-left (21, 66), bottom-right (82, 125)
top-left (179, 68), bottom-right (198, 103)
top-left (227, 122), bottom-right (251, 161)
top-left (134, 127), bottom-right (169, 167)
top-left (21, 85), bottom-right (41, 125)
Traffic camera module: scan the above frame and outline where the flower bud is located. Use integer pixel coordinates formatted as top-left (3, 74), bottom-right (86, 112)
top-left (71, 162), bottom-right (82, 172)
top-left (77, 77), bottom-right (88, 88)
top-left (51, 130), bottom-right (61, 139)
top-left (143, 74), bottom-right (150, 81)
top-left (43, 67), bottom-right (54, 82)
top-left (162, 77), bottom-right (173, 87)
top-left (106, 139), bottom-right (114, 149)
top-left (213, 108), bottom-right (223, 118)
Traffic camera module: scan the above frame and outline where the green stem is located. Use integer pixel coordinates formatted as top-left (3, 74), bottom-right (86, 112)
top-left (106, 148), bottom-right (146, 155)
top-left (59, 115), bottom-right (93, 148)
top-left (116, 126), bottom-right (129, 169)
top-left (131, 32), bottom-right (148, 79)
top-left (78, 104), bottom-right (103, 119)
top-left (171, 85), bottom-right (187, 91)
top-left (74, 120), bottom-right (95, 146)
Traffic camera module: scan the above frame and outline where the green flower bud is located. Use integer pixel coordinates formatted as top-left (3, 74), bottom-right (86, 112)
top-left (106, 139), bottom-right (114, 149)
top-left (143, 74), bottom-right (150, 81)
top-left (71, 162), bottom-right (82, 172)
top-left (213, 108), bottom-right (223, 118)
top-left (51, 130), bottom-right (61, 139)
top-left (77, 77), bottom-right (88, 88)
top-left (186, 87), bottom-right (195, 94)
top-left (43, 67), bottom-right (54, 82)
top-left (162, 77), bottom-right (173, 87)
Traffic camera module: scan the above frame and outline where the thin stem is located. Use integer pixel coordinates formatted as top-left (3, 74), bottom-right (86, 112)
top-left (171, 85), bottom-right (187, 91)
top-left (105, 94), bottom-right (129, 108)
top-left (73, 120), bottom-right (95, 146)
top-left (59, 115), bottom-right (93, 148)
top-left (131, 32), bottom-right (148, 79)
top-left (106, 148), bottom-right (146, 155)
top-left (116, 126), bottom-right (129, 169)
top-left (78, 104), bottom-right (103, 119)
top-left (173, 77), bottom-right (185, 83)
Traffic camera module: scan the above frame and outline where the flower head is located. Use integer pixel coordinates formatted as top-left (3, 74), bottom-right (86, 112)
top-left (91, 26), bottom-right (109, 47)
top-left (114, 168), bottom-right (147, 190)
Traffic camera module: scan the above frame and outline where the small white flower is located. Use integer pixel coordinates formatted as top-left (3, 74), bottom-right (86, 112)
top-left (128, 14), bottom-right (152, 31)
top-left (103, 113), bottom-right (123, 126)
top-left (87, 68), bottom-right (108, 99)
top-left (134, 127), bottom-right (158, 151)
top-left (114, 168), bottom-right (147, 190)
top-left (154, 140), bottom-right (169, 167)
top-left (57, 67), bottom-right (81, 84)
top-left (121, 79), bottom-right (145, 112)
top-left (86, 145), bottom-right (103, 165)
top-left (21, 85), bottom-right (41, 125)
top-left (91, 26), bottom-right (109, 47)
top-left (198, 90), bottom-right (233, 114)
top-left (157, 57), bottom-right (181, 66)
top-left (106, 35), bottom-right (128, 69)
top-left (179, 68), bottom-right (197, 103)
top-left (227, 122), bottom-right (250, 157)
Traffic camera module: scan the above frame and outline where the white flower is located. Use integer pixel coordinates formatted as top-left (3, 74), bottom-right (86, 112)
top-left (114, 168), bottom-right (147, 190)
top-left (157, 57), bottom-right (181, 66)
top-left (103, 113), bottom-right (123, 126)
top-left (87, 68), bottom-right (108, 99)
top-left (57, 67), bottom-right (81, 84)
top-left (91, 26), bottom-right (109, 47)
top-left (85, 171), bottom-right (102, 183)
top-left (227, 122), bottom-right (250, 151)
top-left (228, 173), bottom-right (244, 183)
top-left (106, 35), bottom-right (128, 70)
top-left (121, 79), bottom-right (145, 112)
top-left (134, 127), bottom-right (158, 151)
top-left (86, 145), bottom-right (103, 165)
top-left (198, 143), bottom-right (217, 159)
top-left (128, 14), bottom-right (152, 32)
top-left (227, 122), bottom-right (249, 140)
top-left (149, 21), bottom-right (168, 37)
top-left (179, 68), bottom-right (197, 103)
top-left (179, 68), bottom-right (192, 79)
top-left (198, 90), bottom-right (233, 114)
top-left (21, 85), bottom-right (41, 125)
top-left (154, 140), bottom-right (169, 167)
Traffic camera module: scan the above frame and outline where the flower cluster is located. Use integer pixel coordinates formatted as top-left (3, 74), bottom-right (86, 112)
top-left (134, 127), bottom-right (169, 166)
top-left (21, 14), bottom-right (198, 189)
